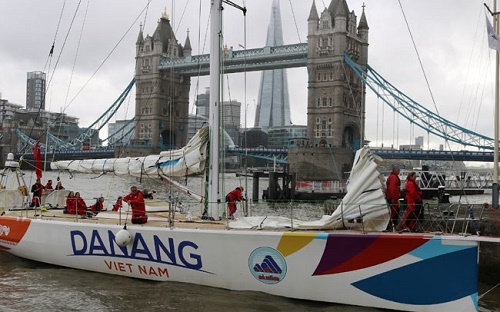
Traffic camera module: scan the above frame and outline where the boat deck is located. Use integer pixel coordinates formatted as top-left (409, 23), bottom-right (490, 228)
top-left (2, 208), bottom-right (232, 230)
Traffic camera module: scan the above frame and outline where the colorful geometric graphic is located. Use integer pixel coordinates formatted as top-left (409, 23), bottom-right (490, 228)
top-left (276, 232), bottom-right (317, 257)
top-left (313, 234), bottom-right (430, 275)
top-left (352, 247), bottom-right (478, 305)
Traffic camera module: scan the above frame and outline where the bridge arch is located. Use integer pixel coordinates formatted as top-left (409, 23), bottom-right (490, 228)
top-left (161, 130), bottom-right (176, 149)
top-left (342, 123), bottom-right (361, 150)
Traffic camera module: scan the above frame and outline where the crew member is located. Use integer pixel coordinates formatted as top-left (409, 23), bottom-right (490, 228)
top-left (74, 192), bottom-right (88, 215)
top-left (225, 186), bottom-right (245, 218)
top-left (45, 180), bottom-right (53, 190)
top-left (402, 172), bottom-right (423, 232)
top-left (65, 191), bottom-right (76, 214)
top-left (123, 186), bottom-right (148, 224)
top-left (112, 196), bottom-right (123, 211)
top-left (30, 178), bottom-right (44, 207)
top-left (90, 197), bottom-right (105, 214)
top-left (55, 181), bottom-right (65, 190)
top-left (385, 166), bottom-right (401, 231)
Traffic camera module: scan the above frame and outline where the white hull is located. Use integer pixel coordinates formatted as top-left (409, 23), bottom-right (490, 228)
top-left (0, 215), bottom-right (479, 311)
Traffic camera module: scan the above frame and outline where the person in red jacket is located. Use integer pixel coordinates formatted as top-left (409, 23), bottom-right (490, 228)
top-left (112, 196), bottom-right (123, 211)
top-left (65, 191), bottom-right (76, 214)
top-left (45, 180), bottom-right (53, 190)
top-left (90, 197), bottom-right (105, 214)
top-left (402, 172), bottom-right (423, 232)
top-left (385, 166), bottom-right (401, 231)
top-left (55, 181), bottom-right (65, 190)
top-left (225, 186), bottom-right (245, 218)
top-left (30, 179), bottom-right (44, 207)
top-left (123, 186), bottom-right (147, 224)
top-left (74, 192), bottom-right (88, 215)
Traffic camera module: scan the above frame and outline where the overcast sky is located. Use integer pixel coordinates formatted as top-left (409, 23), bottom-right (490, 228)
top-left (0, 0), bottom-right (496, 150)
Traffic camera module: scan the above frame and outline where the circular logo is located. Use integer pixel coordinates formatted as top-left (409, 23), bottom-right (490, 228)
top-left (248, 247), bottom-right (287, 284)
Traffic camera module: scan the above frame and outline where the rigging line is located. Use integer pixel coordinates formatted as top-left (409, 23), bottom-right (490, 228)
top-left (62, 2), bottom-right (151, 113)
top-left (46, 0), bottom-right (83, 99)
top-left (174, 0), bottom-right (190, 34)
top-left (397, 0), bottom-right (460, 162)
top-left (397, 1), bottom-right (439, 113)
top-left (22, 0), bottom-right (83, 153)
top-left (471, 26), bottom-right (490, 133)
top-left (43, 0), bottom-right (67, 72)
top-left (59, 0), bottom-right (90, 142)
top-left (287, 0), bottom-right (302, 43)
top-left (189, 0), bottom-right (207, 117)
top-left (457, 5), bottom-right (483, 128)
top-left (141, 0), bottom-right (151, 31)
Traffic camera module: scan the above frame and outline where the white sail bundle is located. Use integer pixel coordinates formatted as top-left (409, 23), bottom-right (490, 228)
top-left (50, 126), bottom-right (209, 178)
top-left (230, 146), bottom-right (390, 231)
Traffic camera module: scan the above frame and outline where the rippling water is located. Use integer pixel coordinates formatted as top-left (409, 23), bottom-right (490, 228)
top-left (1, 171), bottom-right (500, 311)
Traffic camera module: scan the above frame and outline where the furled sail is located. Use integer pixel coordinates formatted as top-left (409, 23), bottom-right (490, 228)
top-left (50, 126), bottom-right (209, 179)
top-left (230, 146), bottom-right (390, 231)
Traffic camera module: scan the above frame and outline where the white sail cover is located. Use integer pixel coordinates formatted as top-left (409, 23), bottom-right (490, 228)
top-left (44, 190), bottom-right (71, 208)
top-left (50, 127), bottom-right (209, 178)
top-left (0, 189), bottom-right (25, 210)
top-left (230, 146), bottom-right (390, 231)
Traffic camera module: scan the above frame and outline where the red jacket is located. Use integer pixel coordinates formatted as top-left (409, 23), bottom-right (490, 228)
top-left (66, 197), bottom-right (87, 215)
top-left (386, 172), bottom-right (401, 200)
top-left (405, 179), bottom-right (422, 205)
top-left (123, 191), bottom-right (147, 223)
top-left (226, 188), bottom-right (244, 203)
top-left (112, 198), bottom-right (122, 211)
top-left (90, 200), bottom-right (104, 213)
top-left (66, 197), bottom-right (76, 214)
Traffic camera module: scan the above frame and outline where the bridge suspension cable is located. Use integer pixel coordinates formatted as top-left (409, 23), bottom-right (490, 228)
top-left (344, 54), bottom-right (494, 150)
top-left (100, 117), bottom-right (136, 146)
top-left (62, 78), bottom-right (135, 148)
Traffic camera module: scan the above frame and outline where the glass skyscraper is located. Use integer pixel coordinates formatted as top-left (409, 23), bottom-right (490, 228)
top-left (254, 0), bottom-right (291, 132)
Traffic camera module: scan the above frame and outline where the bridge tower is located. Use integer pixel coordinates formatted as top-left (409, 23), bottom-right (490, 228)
top-left (132, 12), bottom-right (191, 155)
top-left (288, 0), bottom-right (368, 181)
top-left (307, 0), bottom-right (368, 148)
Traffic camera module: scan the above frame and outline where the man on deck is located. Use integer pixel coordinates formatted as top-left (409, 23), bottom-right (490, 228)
top-left (123, 186), bottom-right (148, 224)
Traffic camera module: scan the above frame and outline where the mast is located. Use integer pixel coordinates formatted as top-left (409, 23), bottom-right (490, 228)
top-left (208, 0), bottom-right (223, 218)
top-left (495, 0), bottom-right (499, 209)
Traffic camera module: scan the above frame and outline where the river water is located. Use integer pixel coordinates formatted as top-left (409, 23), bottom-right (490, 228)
top-left (1, 171), bottom-right (500, 311)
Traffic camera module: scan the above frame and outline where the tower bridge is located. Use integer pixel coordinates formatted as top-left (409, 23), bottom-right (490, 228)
top-left (159, 43), bottom-right (308, 76)
top-left (8, 1), bottom-right (496, 180)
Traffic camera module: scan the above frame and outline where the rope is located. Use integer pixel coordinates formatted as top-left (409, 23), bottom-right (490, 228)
top-left (287, 0), bottom-right (302, 43)
top-left (61, 3), bottom-right (151, 113)
top-left (479, 281), bottom-right (500, 300)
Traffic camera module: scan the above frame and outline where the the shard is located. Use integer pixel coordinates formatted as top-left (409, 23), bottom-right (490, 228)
top-left (254, 0), bottom-right (291, 132)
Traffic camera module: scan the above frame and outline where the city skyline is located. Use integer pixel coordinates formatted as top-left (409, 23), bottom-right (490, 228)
top-left (0, 0), bottom-right (496, 151)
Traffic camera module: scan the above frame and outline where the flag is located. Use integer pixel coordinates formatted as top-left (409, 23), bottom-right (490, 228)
top-left (486, 13), bottom-right (500, 51)
top-left (33, 139), bottom-right (42, 179)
